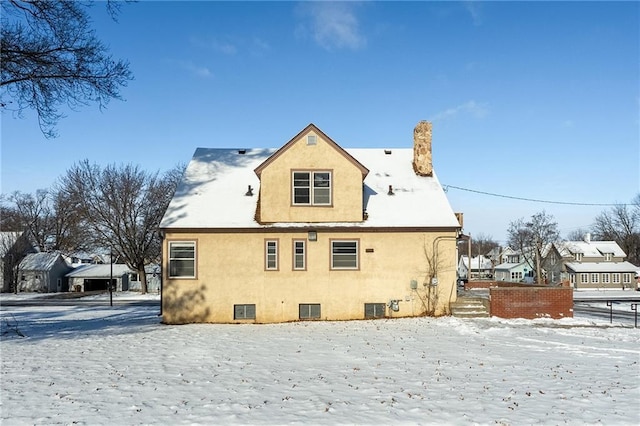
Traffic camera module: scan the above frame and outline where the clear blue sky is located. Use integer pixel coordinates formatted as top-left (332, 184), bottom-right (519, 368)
top-left (2, 1), bottom-right (638, 244)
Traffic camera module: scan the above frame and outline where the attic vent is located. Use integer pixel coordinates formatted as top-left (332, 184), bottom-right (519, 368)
top-left (384, 149), bottom-right (392, 155)
top-left (238, 149), bottom-right (247, 154)
top-left (307, 135), bottom-right (317, 145)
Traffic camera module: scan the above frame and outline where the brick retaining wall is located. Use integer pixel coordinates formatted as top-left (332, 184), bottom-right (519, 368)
top-left (489, 287), bottom-right (573, 319)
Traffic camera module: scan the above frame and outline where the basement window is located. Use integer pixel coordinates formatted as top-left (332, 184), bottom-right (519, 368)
top-left (234, 304), bottom-right (256, 320)
top-left (299, 304), bottom-right (321, 319)
top-left (364, 303), bottom-right (385, 319)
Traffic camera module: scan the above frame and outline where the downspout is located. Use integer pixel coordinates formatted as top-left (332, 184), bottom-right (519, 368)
top-left (159, 230), bottom-right (165, 318)
top-left (433, 234), bottom-right (461, 314)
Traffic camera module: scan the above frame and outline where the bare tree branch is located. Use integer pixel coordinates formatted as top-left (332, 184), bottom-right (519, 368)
top-left (1, 0), bottom-right (133, 138)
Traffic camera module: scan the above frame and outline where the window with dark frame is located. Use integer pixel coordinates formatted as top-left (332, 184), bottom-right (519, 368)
top-left (169, 241), bottom-right (196, 278)
top-left (234, 304), bottom-right (256, 320)
top-left (299, 304), bottom-right (321, 319)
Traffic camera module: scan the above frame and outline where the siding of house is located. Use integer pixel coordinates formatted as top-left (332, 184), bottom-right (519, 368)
top-left (161, 123), bottom-right (460, 324)
top-left (162, 229), bottom-right (458, 324)
top-left (256, 129), bottom-right (365, 223)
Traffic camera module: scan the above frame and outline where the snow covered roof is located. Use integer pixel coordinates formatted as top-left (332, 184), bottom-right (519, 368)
top-left (564, 261), bottom-right (638, 273)
top-left (160, 147), bottom-right (460, 230)
top-left (459, 255), bottom-right (493, 269)
top-left (558, 241), bottom-right (626, 258)
top-left (66, 264), bottom-right (133, 278)
top-left (494, 261), bottom-right (529, 271)
top-left (18, 252), bottom-right (65, 271)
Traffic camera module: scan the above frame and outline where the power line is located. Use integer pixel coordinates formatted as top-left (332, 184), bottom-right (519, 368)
top-left (443, 184), bottom-right (631, 207)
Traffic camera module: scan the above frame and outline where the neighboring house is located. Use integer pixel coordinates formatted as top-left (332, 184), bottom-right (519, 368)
top-left (128, 264), bottom-right (161, 293)
top-left (494, 260), bottom-right (534, 283)
top-left (17, 252), bottom-right (72, 293)
top-left (457, 255), bottom-right (493, 280)
top-left (159, 122), bottom-right (461, 324)
top-left (553, 235), bottom-right (637, 289)
top-left (66, 264), bottom-right (132, 292)
top-left (0, 231), bottom-right (37, 292)
top-left (64, 252), bottom-right (107, 267)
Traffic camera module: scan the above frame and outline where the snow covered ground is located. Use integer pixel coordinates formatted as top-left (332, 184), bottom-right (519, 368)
top-left (1, 294), bottom-right (639, 425)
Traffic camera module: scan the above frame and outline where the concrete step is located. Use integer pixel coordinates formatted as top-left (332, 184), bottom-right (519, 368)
top-left (451, 297), bottom-right (490, 318)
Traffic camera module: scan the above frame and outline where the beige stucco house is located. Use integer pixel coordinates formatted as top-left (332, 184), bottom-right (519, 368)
top-left (159, 122), bottom-right (461, 324)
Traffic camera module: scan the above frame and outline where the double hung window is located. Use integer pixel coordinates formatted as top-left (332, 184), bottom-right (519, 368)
top-left (331, 240), bottom-right (358, 270)
top-left (293, 240), bottom-right (306, 270)
top-left (265, 240), bottom-right (279, 270)
top-left (169, 241), bottom-right (196, 278)
top-left (292, 171), bottom-right (331, 205)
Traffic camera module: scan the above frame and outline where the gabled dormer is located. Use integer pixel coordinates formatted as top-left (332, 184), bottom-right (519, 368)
top-left (254, 124), bottom-right (369, 224)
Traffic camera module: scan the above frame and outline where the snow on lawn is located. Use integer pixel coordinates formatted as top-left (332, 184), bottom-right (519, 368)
top-left (1, 304), bottom-right (639, 425)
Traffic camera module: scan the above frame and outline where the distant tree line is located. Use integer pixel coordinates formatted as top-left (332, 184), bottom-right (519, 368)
top-left (0, 161), bottom-right (183, 293)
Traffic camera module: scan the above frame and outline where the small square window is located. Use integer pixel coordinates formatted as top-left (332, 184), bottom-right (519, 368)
top-left (307, 135), bottom-right (317, 145)
top-left (299, 304), bottom-right (321, 319)
top-left (364, 303), bottom-right (385, 319)
top-left (234, 304), bottom-right (256, 320)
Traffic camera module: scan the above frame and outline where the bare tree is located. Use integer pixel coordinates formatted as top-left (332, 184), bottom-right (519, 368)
top-left (565, 227), bottom-right (591, 242)
top-left (59, 160), bottom-right (182, 293)
top-left (0, 195), bottom-right (23, 231)
top-left (470, 233), bottom-right (499, 257)
top-left (2, 189), bottom-right (86, 253)
top-left (507, 211), bottom-right (559, 285)
top-left (592, 195), bottom-right (640, 265)
top-left (1, 0), bottom-right (133, 138)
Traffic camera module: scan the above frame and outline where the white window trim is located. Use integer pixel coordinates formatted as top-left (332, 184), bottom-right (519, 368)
top-left (612, 273), bottom-right (620, 284)
top-left (330, 240), bottom-right (359, 270)
top-left (168, 241), bottom-right (196, 279)
top-left (292, 170), bottom-right (332, 206)
top-left (591, 273), bottom-right (599, 284)
top-left (293, 239), bottom-right (306, 271)
top-left (265, 239), bottom-right (279, 271)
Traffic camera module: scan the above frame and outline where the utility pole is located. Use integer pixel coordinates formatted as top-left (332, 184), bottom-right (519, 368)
top-left (109, 247), bottom-right (113, 307)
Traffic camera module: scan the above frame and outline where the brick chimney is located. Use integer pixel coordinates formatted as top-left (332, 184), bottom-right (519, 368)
top-left (413, 120), bottom-right (433, 176)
